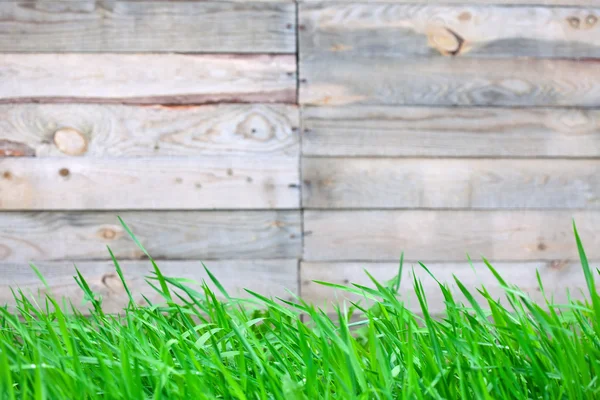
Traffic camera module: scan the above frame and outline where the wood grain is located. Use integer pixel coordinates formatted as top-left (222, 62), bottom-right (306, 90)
top-left (302, 261), bottom-right (596, 315)
top-left (0, 156), bottom-right (299, 210)
top-left (0, 259), bottom-right (298, 314)
top-left (300, 3), bottom-right (600, 59)
top-left (304, 210), bottom-right (600, 261)
top-left (300, 1), bottom-right (596, 4)
top-left (0, 1), bottom-right (295, 53)
top-left (302, 158), bottom-right (600, 209)
top-left (0, 104), bottom-right (298, 157)
top-left (302, 106), bottom-right (600, 157)
top-left (0, 54), bottom-right (296, 104)
top-left (0, 211), bottom-right (301, 262)
top-left (300, 57), bottom-right (600, 107)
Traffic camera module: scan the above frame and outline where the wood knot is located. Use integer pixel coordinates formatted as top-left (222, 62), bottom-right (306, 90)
top-left (428, 27), bottom-right (465, 56)
top-left (458, 11), bottom-right (471, 21)
top-left (2, 171), bottom-right (12, 180)
top-left (58, 168), bottom-right (70, 177)
top-left (98, 227), bottom-right (119, 240)
top-left (227, 168), bottom-right (233, 176)
top-left (567, 16), bottom-right (580, 29)
top-left (0, 140), bottom-right (35, 157)
top-left (53, 127), bottom-right (88, 156)
top-left (586, 15), bottom-right (598, 27)
top-left (537, 243), bottom-right (547, 251)
top-left (549, 260), bottom-right (568, 271)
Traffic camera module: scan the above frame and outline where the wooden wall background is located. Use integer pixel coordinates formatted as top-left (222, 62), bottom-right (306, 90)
top-left (1, 0), bottom-right (599, 315)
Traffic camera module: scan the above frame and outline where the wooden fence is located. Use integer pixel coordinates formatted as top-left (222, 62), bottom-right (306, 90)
top-left (1, 0), bottom-right (599, 314)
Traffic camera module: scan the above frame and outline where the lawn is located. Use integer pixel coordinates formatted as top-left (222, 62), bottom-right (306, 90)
top-left (0, 220), bottom-right (598, 399)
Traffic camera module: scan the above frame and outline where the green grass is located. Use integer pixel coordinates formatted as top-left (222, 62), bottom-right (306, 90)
top-left (1, 220), bottom-right (599, 399)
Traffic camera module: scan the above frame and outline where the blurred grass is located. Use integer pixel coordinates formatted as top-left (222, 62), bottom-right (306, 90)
top-left (0, 219), bottom-right (599, 399)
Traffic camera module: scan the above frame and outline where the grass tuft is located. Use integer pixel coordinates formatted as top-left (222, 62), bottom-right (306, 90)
top-left (0, 222), bottom-right (599, 398)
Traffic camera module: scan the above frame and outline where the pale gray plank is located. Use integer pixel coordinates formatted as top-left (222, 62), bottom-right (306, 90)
top-left (302, 106), bottom-right (600, 157)
top-left (301, 261), bottom-right (596, 315)
top-left (0, 54), bottom-right (296, 104)
top-left (0, 211), bottom-right (301, 262)
top-left (1, 259), bottom-right (298, 314)
top-left (0, 156), bottom-right (299, 210)
top-left (0, 104), bottom-right (299, 157)
top-left (304, 210), bottom-right (600, 261)
top-left (300, 3), bottom-right (600, 59)
top-left (302, 158), bottom-right (600, 209)
top-left (0, 1), bottom-right (295, 53)
top-left (300, 1), bottom-right (596, 4)
top-left (300, 57), bottom-right (600, 107)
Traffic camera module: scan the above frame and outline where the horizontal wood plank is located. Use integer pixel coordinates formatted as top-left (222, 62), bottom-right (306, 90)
top-left (0, 211), bottom-right (301, 262)
top-left (302, 106), bottom-right (600, 157)
top-left (0, 1), bottom-right (295, 53)
top-left (1, 259), bottom-right (298, 314)
top-left (302, 158), bottom-right (600, 209)
top-left (299, 1), bottom-right (596, 4)
top-left (0, 156), bottom-right (299, 210)
top-left (0, 104), bottom-right (299, 157)
top-left (300, 3), bottom-right (600, 59)
top-left (300, 57), bottom-right (600, 107)
top-left (0, 54), bottom-right (296, 104)
top-left (304, 210), bottom-right (600, 261)
top-left (301, 261), bottom-right (596, 315)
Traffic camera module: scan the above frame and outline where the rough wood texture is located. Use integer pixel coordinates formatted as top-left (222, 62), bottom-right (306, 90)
top-left (0, 259), bottom-right (298, 314)
top-left (304, 210), bottom-right (600, 261)
top-left (300, 1), bottom-right (596, 4)
top-left (0, 54), bottom-right (296, 104)
top-left (0, 1), bottom-right (295, 53)
top-left (0, 211), bottom-right (301, 262)
top-left (300, 57), bottom-right (600, 107)
top-left (300, 3), bottom-right (600, 59)
top-left (0, 156), bottom-right (299, 210)
top-left (302, 261), bottom-right (595, 315)
top-left (302, 106), bottom-right (600, 157)
top-left (302, 158), bottom-right (600, 209)
top-left (0, 104), bottom-right (299, 157)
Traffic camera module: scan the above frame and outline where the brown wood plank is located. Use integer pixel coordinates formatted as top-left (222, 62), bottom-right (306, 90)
top-left (0, 259), bottom-right (298, 314)
top-left (0, 1), bottom-right (295, 53)
top-left (0, 156), bottom-right (299, 210)
top-left (300, 57), bottom-right (600, 107)
top-left (304, 210), bottom-right (600, 261)
top-left (302, 106), bottom-right (600, 157)
top-left (0, 211), bottom-right (301, 262)
top-left (300, 3), bottom-right (600, 59)
top-left (301, 261), bottom-right (595, 315)
top-left (0, 54), bottom-right (296, 104)
top-left (0, 104), bottom-right (299, 158)
top-left (302, 158), bottom-right (600, 209)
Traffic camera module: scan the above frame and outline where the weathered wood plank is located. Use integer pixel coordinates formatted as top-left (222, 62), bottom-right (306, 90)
top-left (0, 259), bottom-right (298, 314)
top-left (0, 104), bottom-right (299, 157)
top-left (302, 158), bottom-right (600, 209)
top-left (302, 106), bottom-right (600, 157)
top-left (300, 3), bottom-right (600, 59)
top-left (301, 261), bottom-right (595, 315)
top-left (300, 57), bottom-right (600, 107)
top-left (0, 1), bottom-right (295, 53)
top-left (304, 210), bottom-right (600, 261)
top-left (0, 211), bottom-right (301, 262)
top-left (300, 1), bottom-right (596, 4)
top-left (0, 156), bottom-right (299, 210)
top-left (0, 54), bottom-right (296, 104)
